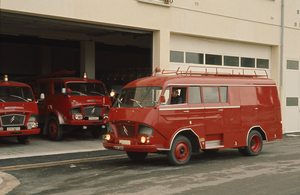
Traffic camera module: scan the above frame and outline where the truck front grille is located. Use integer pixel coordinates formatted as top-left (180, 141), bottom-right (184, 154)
top-left (0, 114), bottom-right (25, 126)
top-left (83, 106), bottom-right (102, 117)
top-left (116, 124), bottom-right (136, 137)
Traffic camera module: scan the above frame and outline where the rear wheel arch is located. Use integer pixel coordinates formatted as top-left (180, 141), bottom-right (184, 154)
top-left (247, 127), bottom-right (267, 143)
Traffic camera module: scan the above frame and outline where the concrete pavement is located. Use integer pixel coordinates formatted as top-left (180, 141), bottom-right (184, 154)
top-left (0, 133), bottom-right (105, 160)
top-left (0, 133), bottom-right (107, 193)
top-left (1, 132), bottom-right (300, 193)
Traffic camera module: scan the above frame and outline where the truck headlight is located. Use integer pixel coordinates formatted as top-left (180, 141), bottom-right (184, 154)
top-left (72, 114), bottom-right (83, 120)
top-left (27, 122), bottom-right (38, 129)
top-left (138, 124), bottom-right (154, 135)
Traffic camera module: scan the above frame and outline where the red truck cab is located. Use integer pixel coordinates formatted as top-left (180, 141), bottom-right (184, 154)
top-left (0, 75), bottom-right (41, 144)
top-left (103, 67), bottom-right (283, 165)
top-left (34, 75), bottom-right (112, 140)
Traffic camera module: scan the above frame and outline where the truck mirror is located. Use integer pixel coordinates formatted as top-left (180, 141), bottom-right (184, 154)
top-left (160, 96), bottom-right (166, 103)
top-left (40, 93), bottom-right (45, 100)
top-left (62, 88), bottom-right (66, 94)
top-left (36, 93), bottom-right (45, 103)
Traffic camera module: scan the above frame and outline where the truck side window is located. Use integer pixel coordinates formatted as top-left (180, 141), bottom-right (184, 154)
top-left (220, 86), bottom-right (228, 103)
top-left (203, 87), bottom-right (220, 103)
top-left (171, 87), bottom-right (187, 104)
top-left (39, 83), bottom-right (50, 95)
top-left (54, 83), bottom-right (62, 95)
top-left (189, 86), bottom-right (201, 104)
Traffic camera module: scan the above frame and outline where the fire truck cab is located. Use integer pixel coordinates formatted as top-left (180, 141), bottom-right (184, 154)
top-left (34, 74), bottom-right (112, 141)
top-left (0, 75), bottom-right (41, 144)
top-left (103, 66), bottom-right (283, 165)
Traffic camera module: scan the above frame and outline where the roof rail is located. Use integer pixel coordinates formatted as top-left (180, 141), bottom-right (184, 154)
top-left (152, 66), bottom-right (268, 78)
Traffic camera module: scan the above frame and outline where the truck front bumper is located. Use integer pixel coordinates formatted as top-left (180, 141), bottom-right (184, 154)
top-left (103, 142), bottom-right (157, 153)
top-left (0, 128), bottom-right (40, 137)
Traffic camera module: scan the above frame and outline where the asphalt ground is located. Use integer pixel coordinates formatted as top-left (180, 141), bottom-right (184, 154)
top-left (0, 132), bottom-right (300, 191)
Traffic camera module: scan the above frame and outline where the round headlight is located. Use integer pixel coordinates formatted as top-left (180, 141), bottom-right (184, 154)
top-left (140, 136), bottom-right (146, 143)
top-left (105, 134), bottom-right (111, 141)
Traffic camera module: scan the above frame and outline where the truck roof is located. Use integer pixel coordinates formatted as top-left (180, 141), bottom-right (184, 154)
top-left (124, 75), bottom-right (277, 88)
top-left (0, 80), bottom-right (31, 87)
top-left (35, 77), bottom-right (104, 84)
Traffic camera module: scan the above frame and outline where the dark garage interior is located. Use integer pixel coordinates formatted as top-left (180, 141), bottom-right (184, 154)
top-left (0, 12), bottom-right (153, 91)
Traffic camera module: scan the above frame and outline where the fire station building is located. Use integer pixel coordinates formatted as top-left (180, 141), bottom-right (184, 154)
top-left (0, 0), bottom-right (300, 134)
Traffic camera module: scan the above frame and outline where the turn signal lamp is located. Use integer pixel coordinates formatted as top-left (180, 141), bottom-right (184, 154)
top-left (83, 72), bottom-right (87, 79)
top-left (4, 75), bottom-right (8, 82)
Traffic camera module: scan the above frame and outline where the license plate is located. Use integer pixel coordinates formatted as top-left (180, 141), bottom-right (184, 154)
top-left (7, 127), bottom-right (20, 131)
top-left (119, 140), bottom-right (131, 145)
top-left (89, 117), bottom-right (99, 120)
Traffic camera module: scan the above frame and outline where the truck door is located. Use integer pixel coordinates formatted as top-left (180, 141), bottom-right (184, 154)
top-left (158, 87), bottom-right (189, 139)
top-left (37, 82), bottom-right (51, 123)
top-left (202, 86), bottom-right (224, 148)
top-left (52, 82), bottom-right (69, 119)
top-left (239, 86), bottom-right (258, 123)
top-left (188, 86), bottom-right (205, 136)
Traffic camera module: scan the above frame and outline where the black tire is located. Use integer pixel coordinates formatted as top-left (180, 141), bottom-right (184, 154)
top-left (244, 130), bottom-right (263, 156)
top-left (47, 116), bottom-right (63, 141)
top-left (201, 149), bottom-right (219, 154)
top-left (126, 152), bottom-right (148, 161)
top-left (17, 136), bottom-right (28, 144)
top-left (167, 135), bottom-right (192, 166)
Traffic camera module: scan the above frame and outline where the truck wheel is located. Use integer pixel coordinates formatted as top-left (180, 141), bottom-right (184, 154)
top-left (126, 152), bottom-right (148, 161)
top-left (244, 130), bottom-right (263, 156)
top-left (47, 116), bottom-right (63, 141)
top-left (17, 136), bottom-right (29, 144)
top-left (167, 135), bottom-right (192, 166)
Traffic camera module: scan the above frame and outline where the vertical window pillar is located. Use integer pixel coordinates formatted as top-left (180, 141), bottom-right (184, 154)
top-left (80, 41), bottom-right (95, 79)
top-left (153, 30), bottom-right (170, 71)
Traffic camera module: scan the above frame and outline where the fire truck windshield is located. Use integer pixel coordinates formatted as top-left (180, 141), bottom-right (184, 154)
top-left (115, 86), bottom-right (162, 108)
top-left (0, 86), bottom-right (34, 102)
top-left (66, 82), bottom-right (108, 96)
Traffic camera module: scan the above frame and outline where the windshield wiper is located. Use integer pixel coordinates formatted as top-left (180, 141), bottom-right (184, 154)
top-left (131, 99), bottom-right (142, 108)
top-left (90, 91), bottom-right (105, 96)
top-left (0, 98), bottom-right (5, 103)
top-left (71, 91), bottom-right (87, 96)
top-left (10, 95), bottom-right (28, 102)
top-left (117, 98), bottom-right (122, 108)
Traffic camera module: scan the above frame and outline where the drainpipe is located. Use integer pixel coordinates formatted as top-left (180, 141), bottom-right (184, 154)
top-left (280, 0), bottom-right (285, 134)
top-left (280, 0), bottom-right (284, 86)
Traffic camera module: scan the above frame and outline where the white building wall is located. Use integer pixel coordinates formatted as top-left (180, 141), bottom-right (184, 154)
top-left (1, 0), bottom-right (300, 133)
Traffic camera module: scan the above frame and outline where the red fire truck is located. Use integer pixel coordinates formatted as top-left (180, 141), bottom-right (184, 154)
top-left (103, 66), bottom-right (282, 165)
top-left (34, 73), bottom-right (112, 141)
top-left (0, 75), bottom-right (41, 144)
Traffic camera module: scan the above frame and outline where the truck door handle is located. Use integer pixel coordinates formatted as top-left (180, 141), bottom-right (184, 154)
top-left (218, 109), bottom-right (223, 111)
top-left (183, 110), bottom-right (189, 113)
